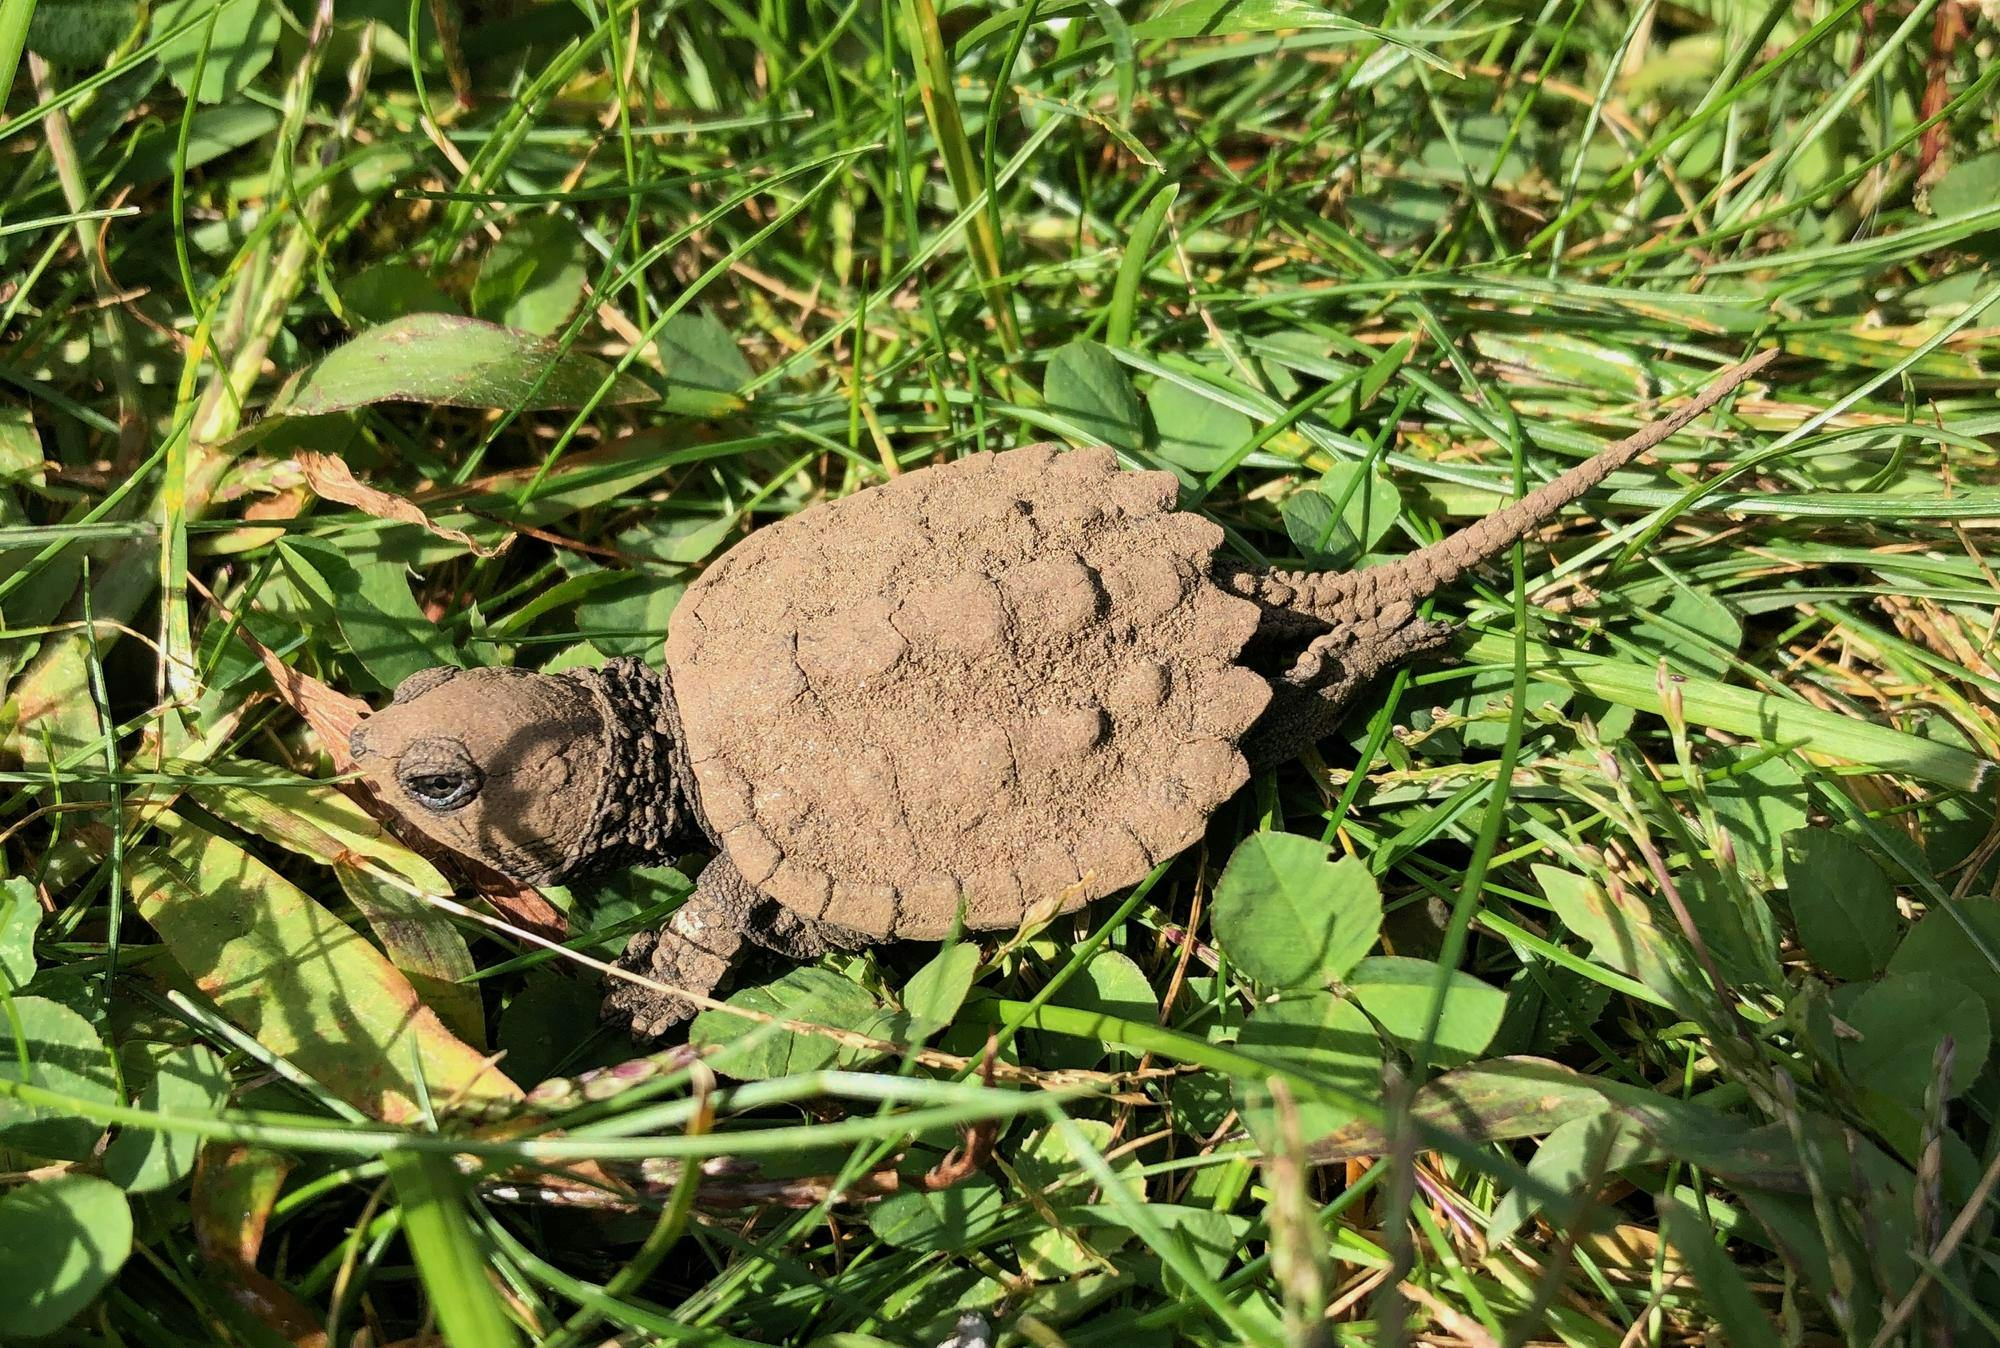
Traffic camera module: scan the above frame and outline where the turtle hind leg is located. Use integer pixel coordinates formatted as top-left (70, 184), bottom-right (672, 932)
top-left (1241, 613), bottom-right (1456, 770)
top-left (602, 855), bottom-right (755, 1040)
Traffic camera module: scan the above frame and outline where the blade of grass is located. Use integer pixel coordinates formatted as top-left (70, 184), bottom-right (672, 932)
top-left (0, 0), bottom-right (33, 106)
top-left (1106, 183), bottom-right (1177, 349)
top-left (381, 1149), bottom-right (526, 1348)
top-left (1458, 632), bottom-right (1993, 790)
top-left (899, 0), bottom-right (1020, 354)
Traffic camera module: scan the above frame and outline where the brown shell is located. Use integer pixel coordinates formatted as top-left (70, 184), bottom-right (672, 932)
top-left (665, 444), bottom-right (1271, 939)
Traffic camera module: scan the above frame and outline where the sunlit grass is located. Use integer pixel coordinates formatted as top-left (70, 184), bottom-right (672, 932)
top-left (3, 0), bottom-right (2000, 1343)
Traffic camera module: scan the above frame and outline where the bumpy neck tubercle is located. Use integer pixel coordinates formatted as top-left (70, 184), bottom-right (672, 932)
top-left (567, 656), bottom-right (700, 875)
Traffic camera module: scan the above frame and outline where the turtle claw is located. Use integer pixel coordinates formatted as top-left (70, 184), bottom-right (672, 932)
top-left (600, 856), bottom-right (754, 1040)
top-left (602, 927), bottom-right (701, 1041)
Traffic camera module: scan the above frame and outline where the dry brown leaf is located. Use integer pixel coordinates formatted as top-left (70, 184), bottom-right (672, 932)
top-left (192, 1145), bottom-right (329, 1348)
top-left (298, 450), bottom-right (510, 558)
top-left (245, 633), bottom-right (370, 773)
top-left (441, 857), bottom-right (567, 939)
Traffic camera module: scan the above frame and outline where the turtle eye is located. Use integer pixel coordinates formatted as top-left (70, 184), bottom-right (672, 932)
top-left (405, 772), bottom-right (477, 810)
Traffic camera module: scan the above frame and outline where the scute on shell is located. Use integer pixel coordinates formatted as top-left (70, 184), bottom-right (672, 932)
top-left (666, 443), bottom-right (1271, 939)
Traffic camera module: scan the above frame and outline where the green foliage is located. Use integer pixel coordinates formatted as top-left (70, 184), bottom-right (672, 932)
top-left (26, 0), bottom-right (137, 65)
top-left (1343, 956), bottom-right (1505, 1066)
top-left (0, 1176), bottom-right (133, 1338)
top-left (904, 941), bottom-right (980, 1034)
top-left (102, 1045), bottom-right (228, 1192)
top-left (1488, 1110), bottom-right (1649, 1245)
top-left (149, 0), bottom-right (277, 104)
top-left (1013, 1119), bottom-right (1146, 1276)
top-left (1659, 1197), bottom-right (1770, 1346)
top-left (1618, 588), bottom-right (1743, 679)
top-left (279, 537), bottom-right (459, 690)
top-left (268, 313), bottom-right (655, 417)
top-left (1211, 832), bottom-right (1381, 990)
top-left (1885, 899), bottom-right (2000, 1022)
top-left (1032, 946), bottom-right (1158, 1071)
top-left (1149, 376), bottom-right (1250, 473)
top-left (0, 997), bottom-right (121, 1160)
top-left (1107, 186), bottom-right (1179, 350)
top-left (473, 214), bottom-right (590, 337)
top-left (1127, 0), bottom-right (1440, 43)
top-left (382, 1151), bottom-right (525, 1348)
top-left (7, 0), bottom-right (2000, 1340)
top-left (345, 261), bottom-right (458, 324)
top-left (1841, 973), bottom-right (1989, 1103)
top-left (0, 876), bottom-right (37, 989)
top-left (1783, 829), bottom-right (1898, 982)
top-left (1045, 339), bottom-right (1144, 452)
top-left (1278, 463), bottom-right (1402, 566)
top-left (125, 826), bottom-right (519, 1121)
top-left (1706, 750), bottom-right (1810, 880)
top-left (1233, 990), bottom-right (1379, 1141)
top-left (690, 966), bottom-right (893, 1078)
top-left (866, 1176), bottom-right (1006, 1252)
top-left (655, 310), bottom-right (755, 417)
top-left (497, 974), bottom-right (602, 1085)
top-left (1933, 151), bottom-right (2000, 220)
top-left (1315, 462), bottom-right (1402, 552)
top-left (1279, 489), bottom-right (1356, 565)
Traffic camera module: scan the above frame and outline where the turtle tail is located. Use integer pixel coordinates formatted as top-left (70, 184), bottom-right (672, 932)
top-left (1230, 347), bottom-right (1777, 769)
top-left (1254, 346), bottom-right (1777, 625)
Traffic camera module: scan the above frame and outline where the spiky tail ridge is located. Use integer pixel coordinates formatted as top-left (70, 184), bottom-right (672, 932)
top-left (1266, 346), bottom-right (1779, 618)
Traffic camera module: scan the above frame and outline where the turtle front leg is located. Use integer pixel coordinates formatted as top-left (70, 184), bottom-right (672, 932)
top-left (742, 903), bottom-right (875, 962)
top-left (603, 855), bottom-right (755, 1039)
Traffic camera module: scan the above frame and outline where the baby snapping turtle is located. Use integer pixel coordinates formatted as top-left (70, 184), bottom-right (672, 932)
top-left (351, 351), bottom-right (1774, 1037)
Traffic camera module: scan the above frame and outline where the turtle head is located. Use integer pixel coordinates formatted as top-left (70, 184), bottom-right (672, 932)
top-left (350, 659), bottom-right (690, 885)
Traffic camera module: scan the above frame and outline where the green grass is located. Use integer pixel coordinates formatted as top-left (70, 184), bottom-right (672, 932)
top-left (4, 0), bottom-right (2000, 1343)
